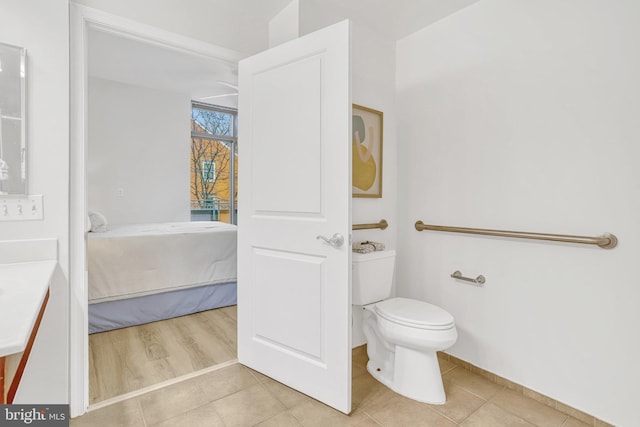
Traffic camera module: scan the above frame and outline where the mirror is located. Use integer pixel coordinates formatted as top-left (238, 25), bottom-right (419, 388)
top-left (0, 42), bottom-right (26, 195)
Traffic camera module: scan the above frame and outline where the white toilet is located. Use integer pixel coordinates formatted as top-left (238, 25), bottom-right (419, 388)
top-left (353, 250), bottom-right (457, 404)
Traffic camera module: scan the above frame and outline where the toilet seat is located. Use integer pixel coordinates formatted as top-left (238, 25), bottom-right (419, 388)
top-left (375, 297), bottom-right (455, 330)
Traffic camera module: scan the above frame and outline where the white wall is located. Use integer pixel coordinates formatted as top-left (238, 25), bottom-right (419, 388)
top-left (349, 22), bottom-right (397, 253)
top-left (88, 77), bottom-right (191, 225)
top-left (269, 0), bottom-right (299, 48)
top-left (396, 1), bottom-right (640, 425)
top-left (0, 0), bottom-right (69, 403)
top-left (299, 5), bottom-right (397, 251)
top-left (298, 7), bottom-right (398, 347)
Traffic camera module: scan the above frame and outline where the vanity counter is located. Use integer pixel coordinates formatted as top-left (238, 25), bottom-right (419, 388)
top-left (0, 260), bottom-right (55, 357)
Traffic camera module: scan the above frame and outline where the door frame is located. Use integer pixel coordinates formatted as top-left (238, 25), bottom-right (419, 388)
top-left (69, 4), bottom-right (242, 416)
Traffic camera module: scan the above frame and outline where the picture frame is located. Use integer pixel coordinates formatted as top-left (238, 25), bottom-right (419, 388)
top-left (352, 104), bottom-right (383, 198)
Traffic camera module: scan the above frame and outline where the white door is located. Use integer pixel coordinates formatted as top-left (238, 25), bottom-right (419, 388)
top-left (237, 20), bottom-right (352, 413)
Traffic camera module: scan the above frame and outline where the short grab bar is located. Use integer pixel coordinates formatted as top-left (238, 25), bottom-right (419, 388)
top-left (353, 219), bottom-right (388, 231)
top-left (451, 270), bottom-right (485, 285)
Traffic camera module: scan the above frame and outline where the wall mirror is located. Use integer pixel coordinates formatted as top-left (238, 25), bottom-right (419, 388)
top-left (0, 42), bottom-right (26, 195)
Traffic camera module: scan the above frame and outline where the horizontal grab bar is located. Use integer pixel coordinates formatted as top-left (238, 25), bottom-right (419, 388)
top-left (451, 270), bottom-right (485, 285)
top-left (415, 221), bottom-right (617, 249)
top-left (353, 219), bottom-right (388, 231)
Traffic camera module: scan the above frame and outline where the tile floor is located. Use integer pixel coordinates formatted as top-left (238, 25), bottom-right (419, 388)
top-left (72, 346), bottom-right (596, 427)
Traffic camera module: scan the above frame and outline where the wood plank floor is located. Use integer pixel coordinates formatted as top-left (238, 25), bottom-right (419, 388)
top-left (89, 305), bottom-right (237, 404)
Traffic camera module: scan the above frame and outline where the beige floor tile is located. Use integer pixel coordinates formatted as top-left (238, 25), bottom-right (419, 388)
top-left (255, 411), bottom-right (304, 427)
top-left (261, 376), bottom-right (313, 409)
top-left (491, 388), bottom-right (568, 427)
top-left (195, 363), bottom-right (259, 401)
top-left (439, 359), bottom-right (457, 375)
top-left (353, 345), bottom-right (369, 367)
top-left (354, 417), bottom-right (383, 427)
top-left (138, 376), bottom-right (208, 425)
top-left (84, 311), bottom-right (606, 427)
top-left (594, 418), bottom-right (615, 427)
top-left (352, 362), bottom-right (369, 378)
top-left (210, 383), bottom-right (286, 427)
top-left (149, 401), bottom-right (225, 427)
top-left (354, 377), bottom-right (401, 412)
top-left (494, 374), bottom-right (523, 393)
top-left (71, 399), bottom-right (144, 427)
top-left (246, 366), bottom-right (272, 382)
top-left (367, 398), bottom-right (457, 427)
top-left (289, 400), bottom-right (369, 427)
top-left (428, 379), bottom-right (486, 423)
top-left (561, 416), bottom-right (593, 427)
top-left (555, 401), bottom-right (595, 426)
top-left (523, 387), bottom-right (557, 408)
top-left (461, 402), bottom-right (535, 427)
top-left (352, 372), bottom-right (384, 410)
top-left (444, 367), bottom-right (504, 400)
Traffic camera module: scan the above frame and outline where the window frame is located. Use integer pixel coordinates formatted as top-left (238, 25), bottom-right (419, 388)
top-left (191, 101), bottom-right (238, 224)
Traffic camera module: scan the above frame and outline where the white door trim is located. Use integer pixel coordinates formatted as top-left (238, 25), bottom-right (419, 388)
top-left (68, 5), bottom-right (242, 416)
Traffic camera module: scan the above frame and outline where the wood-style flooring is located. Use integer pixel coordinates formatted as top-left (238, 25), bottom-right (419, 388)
top-left (89, 305), bottom-right (237, 404)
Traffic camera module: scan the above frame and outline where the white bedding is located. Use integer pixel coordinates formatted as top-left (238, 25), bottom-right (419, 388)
top-left (87, 221), bottom-right (237, 303)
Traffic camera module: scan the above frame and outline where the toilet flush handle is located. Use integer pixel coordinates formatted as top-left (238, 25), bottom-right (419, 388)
top-left (317, 233), bottom-right (344, 249)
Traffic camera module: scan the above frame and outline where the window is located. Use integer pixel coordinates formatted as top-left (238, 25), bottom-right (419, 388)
top-left (190, 102), bottom-right (238, 224)
top-left (202, 160), bottom-right (215, 182)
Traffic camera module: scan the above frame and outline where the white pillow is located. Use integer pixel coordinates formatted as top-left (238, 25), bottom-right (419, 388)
top-left (88, 211), bottom-right (108, 232)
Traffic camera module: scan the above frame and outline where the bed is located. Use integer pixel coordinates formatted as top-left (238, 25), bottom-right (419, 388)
top-left (87, 221), bottom-right (237, 333)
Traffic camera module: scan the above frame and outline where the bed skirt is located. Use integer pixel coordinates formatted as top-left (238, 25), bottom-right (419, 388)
top-left (88, 281), bottom-right (237, 334)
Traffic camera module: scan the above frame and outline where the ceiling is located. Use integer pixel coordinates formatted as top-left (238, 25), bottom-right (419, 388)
top-left (88, 27), bottom-right (239, 105)
top-left (87, 0), bottom-right (479, 106)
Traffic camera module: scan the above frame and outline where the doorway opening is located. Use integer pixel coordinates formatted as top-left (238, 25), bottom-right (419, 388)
top-left (71, 5), bottom-right (243, 414)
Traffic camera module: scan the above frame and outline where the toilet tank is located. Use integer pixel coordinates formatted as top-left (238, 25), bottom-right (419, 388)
top-left (352, 250), bottom-right (396, 305)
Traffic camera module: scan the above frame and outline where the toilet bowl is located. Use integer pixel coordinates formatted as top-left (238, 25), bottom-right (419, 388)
top-left (353, 250), bottom-right (457, 404)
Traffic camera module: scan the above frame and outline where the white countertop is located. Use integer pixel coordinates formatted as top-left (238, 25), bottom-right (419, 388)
top-left (0, 260), bottom-right (56, 357)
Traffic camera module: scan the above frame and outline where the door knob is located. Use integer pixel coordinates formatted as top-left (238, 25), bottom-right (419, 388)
top-left (317, 233), bottom-right (344, 249)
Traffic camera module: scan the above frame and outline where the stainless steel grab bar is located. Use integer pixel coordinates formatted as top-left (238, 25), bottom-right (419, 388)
top-left (353, 219), bottom-right (388, 231)
top-left (415, 221), bottom-right (617, 249)
top-left (451, 270), bottom-right (485, 285)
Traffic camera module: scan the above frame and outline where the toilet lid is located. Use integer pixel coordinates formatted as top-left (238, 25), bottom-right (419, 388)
top-left (375, 297), bottom-right (455, 330)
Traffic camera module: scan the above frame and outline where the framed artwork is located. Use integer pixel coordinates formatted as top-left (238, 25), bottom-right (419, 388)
top-left (352, 104), bottom-right (383, 198)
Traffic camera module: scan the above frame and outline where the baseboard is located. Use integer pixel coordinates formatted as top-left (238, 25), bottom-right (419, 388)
top-left (438, 352), bottom-right (614, 427)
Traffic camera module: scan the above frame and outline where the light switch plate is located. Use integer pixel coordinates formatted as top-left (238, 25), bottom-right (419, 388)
top-left (0, 195), bottom-right (44, 221)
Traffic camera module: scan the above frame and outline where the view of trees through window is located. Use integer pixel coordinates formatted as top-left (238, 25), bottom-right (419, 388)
top-left (191, 102), bottom-right (237, 224)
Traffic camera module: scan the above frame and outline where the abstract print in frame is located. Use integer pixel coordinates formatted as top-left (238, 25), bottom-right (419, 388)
top-left (352, 104), bottom-right (383, 197)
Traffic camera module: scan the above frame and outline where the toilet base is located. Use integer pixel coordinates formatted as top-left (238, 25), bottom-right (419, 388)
top-left (367, 346), bottom-right (446, 405)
